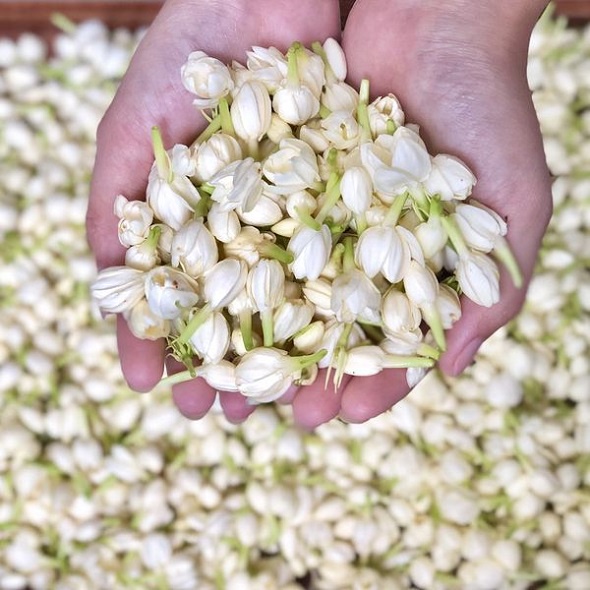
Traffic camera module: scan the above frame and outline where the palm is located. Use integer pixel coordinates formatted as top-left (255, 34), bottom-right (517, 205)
top-left (87, 0), bottom-right (341, 422)
top-left (332, 0), bottom-right (552, 422)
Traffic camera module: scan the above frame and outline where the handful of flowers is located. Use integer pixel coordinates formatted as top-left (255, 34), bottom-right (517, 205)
top-left (91, 39), bottom-right (522, 404)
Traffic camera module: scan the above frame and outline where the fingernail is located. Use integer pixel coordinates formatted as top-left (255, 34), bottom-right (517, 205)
top-left (453, 337), bottom-right (483, 375)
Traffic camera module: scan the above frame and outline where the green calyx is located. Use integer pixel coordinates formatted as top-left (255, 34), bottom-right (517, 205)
top-left (151, 126), bottom-right (173, 182)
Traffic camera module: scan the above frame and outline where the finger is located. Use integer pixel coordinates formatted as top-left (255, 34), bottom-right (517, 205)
top-left (166, 357), bottom-right (217, 419)
top-left (218, 391), bottom-right (257, 424)
top-left (339, 369), bottom-right (411, 423)
top-left (291, 371), bottom-right (351, 431)
top-left (117, 315), bottom-right (166, 392)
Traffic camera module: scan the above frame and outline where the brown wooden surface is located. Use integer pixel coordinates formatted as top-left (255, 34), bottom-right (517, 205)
top-left (0, 0), bottom-right (588, 40)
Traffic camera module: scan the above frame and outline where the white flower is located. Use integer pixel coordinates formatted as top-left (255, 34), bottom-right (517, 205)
top-left (293, 320), bottom-right (325, 353)
top-left (456, 250), bottom-right (500, 307)
top-left (230, 80), bottom-right (272, 143)
top-left (246, 259), bottom-right (285, 313)
top-left (144, 267), bottom-right (199, 320)
top-left (125, 227), bottom-right (160, 271)
top-left (199, 360), bottom-right (239, 391)
top-left (235, 347), bottom-right (324, 403)
top-left (452, 202), bottom-right (507, 252)
top-left (322, 81), bottom-right (359, 113)
top-left (361, 127), bottom-right (431, 196)
top-left (263, 138), bottom-right (320, 195)
top-left (436, 284), bottom-right (462, 329)
top-left (146, 164), bottom-right (199, 231)
top-left (340, 166), bottom-right (373, 215)
top-left (331, 269), bottom-right (381, 323)
top-left (202, 258), bottom-right (248, 309)
top-left (209, 157), bottom-right (264, 213)
top-left (414, 214), bottom-right (448, 260)
top-left (125, 300), bottom-right (170, 340)
top-left (354, 225), bottom-right (411, 283)
top-left (367, 94), bottom-right (405, 136)
top-left (223, 226), bottom-right (265, 266)
top-left (321, 110), bottom-right (361, 150)
top-left (237, 193), bottom-right (283, 226)
top-left (170, 219), bottom-right (218, 277)
top-left (188, 311), bottom-right (230, 364)
top-left (302, 278), bottom-right (334, 318)
top-left (323, 38), bottom-right (347, 81)
top-left (317, 320), bottom-right (365, 368)
top-left (91, 266), bottom-right (145, 314)
top-left (288, 224), bottom-right (332, 280)
top-left (114, 194), bottom-right (153, 247)
top-left (424, 154), bottom-right (476, 200)
top-left (273, 299), bottom-right (315, 343)
top-left (266, 113), bottom-right (293, 144)
top-left (181, 50), bottom-right (234, 109)
top-left (193, 133), bottom-right (242, 182)
top-left (245, 45), bottom-right (288, 92)
top-left (207, 202), bottom-right (240, 243)
top-left (381, 289), bottom-right (422, 334)
top-left (273, 84), bottom-right (320, 125)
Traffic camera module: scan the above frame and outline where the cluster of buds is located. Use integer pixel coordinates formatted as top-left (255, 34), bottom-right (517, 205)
top-left (92, 39), bottom-right (522, 403)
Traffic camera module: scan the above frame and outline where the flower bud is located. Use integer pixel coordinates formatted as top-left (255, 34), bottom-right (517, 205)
top-left (170, 219), bottom-right (218, 277)
top-left (423, 154), bottom-right (476, 201)
top-left (293, 320), bottom-right (325, 353)
top-left (355, 225), bottom-right (410, 283)
top-left (181, 50), bottom-right (234, 109)
top-left (456, 251), bottom-right (500, 307)
top-left (125, 226), bottom-right (161, 271)
top-left (145, 267), bottom-right (199, 320)
top-left (317, 320), bottom-right (365, 368)
top-left (125, 300), bottom-right (170, 340)
top-left (91, 266), bottom-right (145, 314)
top-left (114, 195), bottom-right (153, 247)
top-left (302, 278), bottom-right (333, 318)
top-left (436, 284), bottom-right (461, 329)
top-left (266, 113), bottom-right (293, 144)
top-left (453, 203), bottom-right (507, 252)
top-left (193, 133), bottom-right (242, 182)
top-left (288, 224), bottom-right (332, 280)
top-left (340, 166), bottom-right (373, 215)
top-left (207, 202), bottom-right (240, 243)
top-left (202, 258), bottom-right (248, 309)
top-left (237, 193), bottom-right (283, 226)
top-left (403, 261), bottom-right (438, 307)
top-left (189, 311), bottom-right (230, 364)
top-left (299, 121), bottom-right (331, 153)
top-left (381, 289), bottom-right (422, 334)
top-left (322, 82), bottom-right (359, 113)
top-left (273, 299), bottom-right (315, 343)
top-left (170, 144), bottom-right (196, 176)
top-left (331, 269), bottom-right (381, 324)
top-left (286, 190), bottom-right (317, 220)
top-left (223, 226), bottom-right (265, 267)
top-left (414, 215), bottom-right (448, 260)
top-left (246, 259), bottom-right (285, 313)
top-left (246, 45), bottom-right (288, 92)
top-left (200, 360), bottom-right (239, 392)
top-left (230, 80), bottom-right (272, 143)
top-left (273, 85), bottom-right (320, 125)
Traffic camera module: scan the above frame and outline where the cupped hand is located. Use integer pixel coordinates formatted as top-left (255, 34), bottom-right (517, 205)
top-left (86, 0), bottom-right (341, 423)
top-left (335, 0), bottom-right (552, 423)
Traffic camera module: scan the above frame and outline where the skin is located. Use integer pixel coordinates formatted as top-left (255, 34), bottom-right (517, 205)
top-left (87, 0), bottom-right (552, 428)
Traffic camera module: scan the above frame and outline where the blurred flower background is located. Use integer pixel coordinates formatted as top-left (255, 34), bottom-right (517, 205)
top-left (0, 5), bottom-right (589, 590)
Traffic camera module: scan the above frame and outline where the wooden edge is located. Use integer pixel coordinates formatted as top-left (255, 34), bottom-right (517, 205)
top-left (0, 0), bottom-right (588, 41)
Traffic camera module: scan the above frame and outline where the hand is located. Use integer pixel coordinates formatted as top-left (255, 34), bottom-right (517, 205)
top-left (86, 0), bottom-right (341, 423)
top-left (332, 0), bottom-right (552, 423)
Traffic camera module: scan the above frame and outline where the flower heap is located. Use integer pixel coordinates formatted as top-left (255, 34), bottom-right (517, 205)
top-left (92, 38), bottom-right (522, 402)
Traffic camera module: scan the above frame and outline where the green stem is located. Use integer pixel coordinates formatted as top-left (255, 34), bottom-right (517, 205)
top-left (357, 79), bottom-right (372, 143)
top-left (386, 119), bottom-right (397, 135)
top-left (177, 304), bottom-right (212, 345)
top-left (156, 366), bottom-right (202, 389)
top-left (315, 172), bottom-right (341, 224)
top-left (494, 236), bottom-right (523, 288)
top-left (290, 349), bottom-right (327, 371)
top-left (145, 225), bottom-right (161, 248)
top-left (355, 213), bottom-right (368, 235)
top-left (295, 206), bottom-right (321, 231)
top-left (287, 42), bottom-right (302, 86)
top-left (417, 342), bottom-right (441, 360)
top-left (342, 237), bottom-right (355, 274)
top-left (151, 126), bottom-right (172, 182)
top-left (383, 355), bottom-right (436, 369)
top-left (194, 115), bottom-right (222, 145)
top-left (50, 13), bottom-right (77, 33)
top-left (358, 321), bottom-right (384, 344)
top-left (193, 193), bottom-right (211, 219)
top-left (422, 302), bottom-right (446, 352)
top-left (440, 215), bottom-right (469, 257)
top-left (385, 192), bottom-right (409, 226)
top-left (218, 97), bottom-right (235, 136)
top-left (261, 309), bottom-right (274, 347)
top-left (259, 241), bottom-right (295, 264)
top-left (239, 310), bottom-right (254, 351)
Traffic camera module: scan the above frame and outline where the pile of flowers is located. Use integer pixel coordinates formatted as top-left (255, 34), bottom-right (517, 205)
top-left (0, 8), bottom-right (588, 590)
top-left (92, 38), bottom-right (521, 400)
